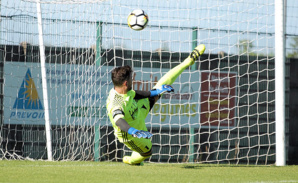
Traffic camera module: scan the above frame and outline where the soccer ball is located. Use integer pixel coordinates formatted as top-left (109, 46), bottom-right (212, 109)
top-left (127, 9), bottom-right (149, 31)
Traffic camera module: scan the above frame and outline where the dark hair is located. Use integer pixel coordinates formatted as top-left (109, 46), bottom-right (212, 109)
top-left (111, 65), bottom-right (133, 87)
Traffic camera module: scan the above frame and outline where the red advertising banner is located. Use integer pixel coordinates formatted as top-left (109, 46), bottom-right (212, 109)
top-left (200, 71), bottom-right (237, 127)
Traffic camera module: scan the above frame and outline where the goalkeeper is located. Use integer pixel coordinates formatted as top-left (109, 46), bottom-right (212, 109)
top-left (106, 44), bottom-right (206, 165)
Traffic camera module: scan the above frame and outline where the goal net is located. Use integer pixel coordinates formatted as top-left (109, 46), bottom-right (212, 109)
top-left (0, 0), bottom-right (279, 164)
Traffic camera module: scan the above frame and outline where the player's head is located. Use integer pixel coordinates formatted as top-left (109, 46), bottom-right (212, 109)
top-left (111, 65), bottom-right (133, 91)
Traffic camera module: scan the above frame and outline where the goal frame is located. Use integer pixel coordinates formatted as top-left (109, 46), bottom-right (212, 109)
top-left (15, 0), bottom-right (286, 165)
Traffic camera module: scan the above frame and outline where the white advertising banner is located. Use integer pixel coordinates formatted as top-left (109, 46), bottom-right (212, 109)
top-left (4, 62), bottom-right (236, 128)
top-left (4, 62), bottom-right (113, 126)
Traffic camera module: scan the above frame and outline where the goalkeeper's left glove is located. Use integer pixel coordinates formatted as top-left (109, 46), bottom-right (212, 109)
top-left (128, 127), bottom-right (153, 139)
top-left (150, 85), bottom-right (174, 97)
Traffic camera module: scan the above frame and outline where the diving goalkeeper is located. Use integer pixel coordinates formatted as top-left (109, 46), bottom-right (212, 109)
top-left (106, 44), bottom-right (206, 165)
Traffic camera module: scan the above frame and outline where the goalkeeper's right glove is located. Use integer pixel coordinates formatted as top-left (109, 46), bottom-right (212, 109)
top-left (128, 127), bottom-right (153, 139)
top-left (150, 85), bottom-right (174, 97)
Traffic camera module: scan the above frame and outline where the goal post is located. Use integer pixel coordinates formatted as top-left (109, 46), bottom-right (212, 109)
top-left (274, 0), bottom-right (286, 166)
top-left (0, 0), bottom-right (288, 165)
top-left (36, 0), bottom-right (53, 161)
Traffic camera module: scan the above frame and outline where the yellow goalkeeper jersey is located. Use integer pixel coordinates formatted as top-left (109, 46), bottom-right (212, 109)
top-left (106, 88), bottom-right (150, 142)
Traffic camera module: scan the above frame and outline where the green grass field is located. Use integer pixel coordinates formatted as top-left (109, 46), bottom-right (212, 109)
top-left (0, 160), bottom-right (297, 183)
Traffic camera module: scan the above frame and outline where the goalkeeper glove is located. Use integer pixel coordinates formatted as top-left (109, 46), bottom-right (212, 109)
top-left (150, 85), bottom-right (174, 97)
top-left (128, 127), bottom-right (153, 139)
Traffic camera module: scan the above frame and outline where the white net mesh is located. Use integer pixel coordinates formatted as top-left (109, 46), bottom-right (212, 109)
top-left (0, 0), bottom-right (288, 164)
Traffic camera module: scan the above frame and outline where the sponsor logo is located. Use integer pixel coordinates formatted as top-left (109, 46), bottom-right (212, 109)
top-left (10, 69), bottom-right (44, 120)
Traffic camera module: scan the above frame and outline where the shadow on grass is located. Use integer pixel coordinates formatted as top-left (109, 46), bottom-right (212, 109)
top-left (182, 165), bottom-right (201, 169)
top-left (181, 164), bottom-right (274, 169)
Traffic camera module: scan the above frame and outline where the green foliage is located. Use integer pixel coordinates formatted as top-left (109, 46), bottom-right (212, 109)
top-left (287, 36), bottom-right (298, 58)
top-left (237, 39), bottom-right (253, 54)
top-left (237, 39), bottom-right (275, 57)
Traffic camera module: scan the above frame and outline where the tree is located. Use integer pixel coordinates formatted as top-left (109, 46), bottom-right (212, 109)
top-left (287, 36), bottom-right (298, 58)
top-left (236, 39), bottom-right (274, 57)
top-left (237, 39), bottom-right (253, 55)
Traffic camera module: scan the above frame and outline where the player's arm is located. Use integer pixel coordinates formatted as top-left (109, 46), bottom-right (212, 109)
top-left (134, 85), bottom-right (174, 99)
top-left (134, 90), bottom-right (151, 99)
top-left (115, 118), bottom-right (153, 139)
top-left (112, 107), bottom-right (152, 139)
